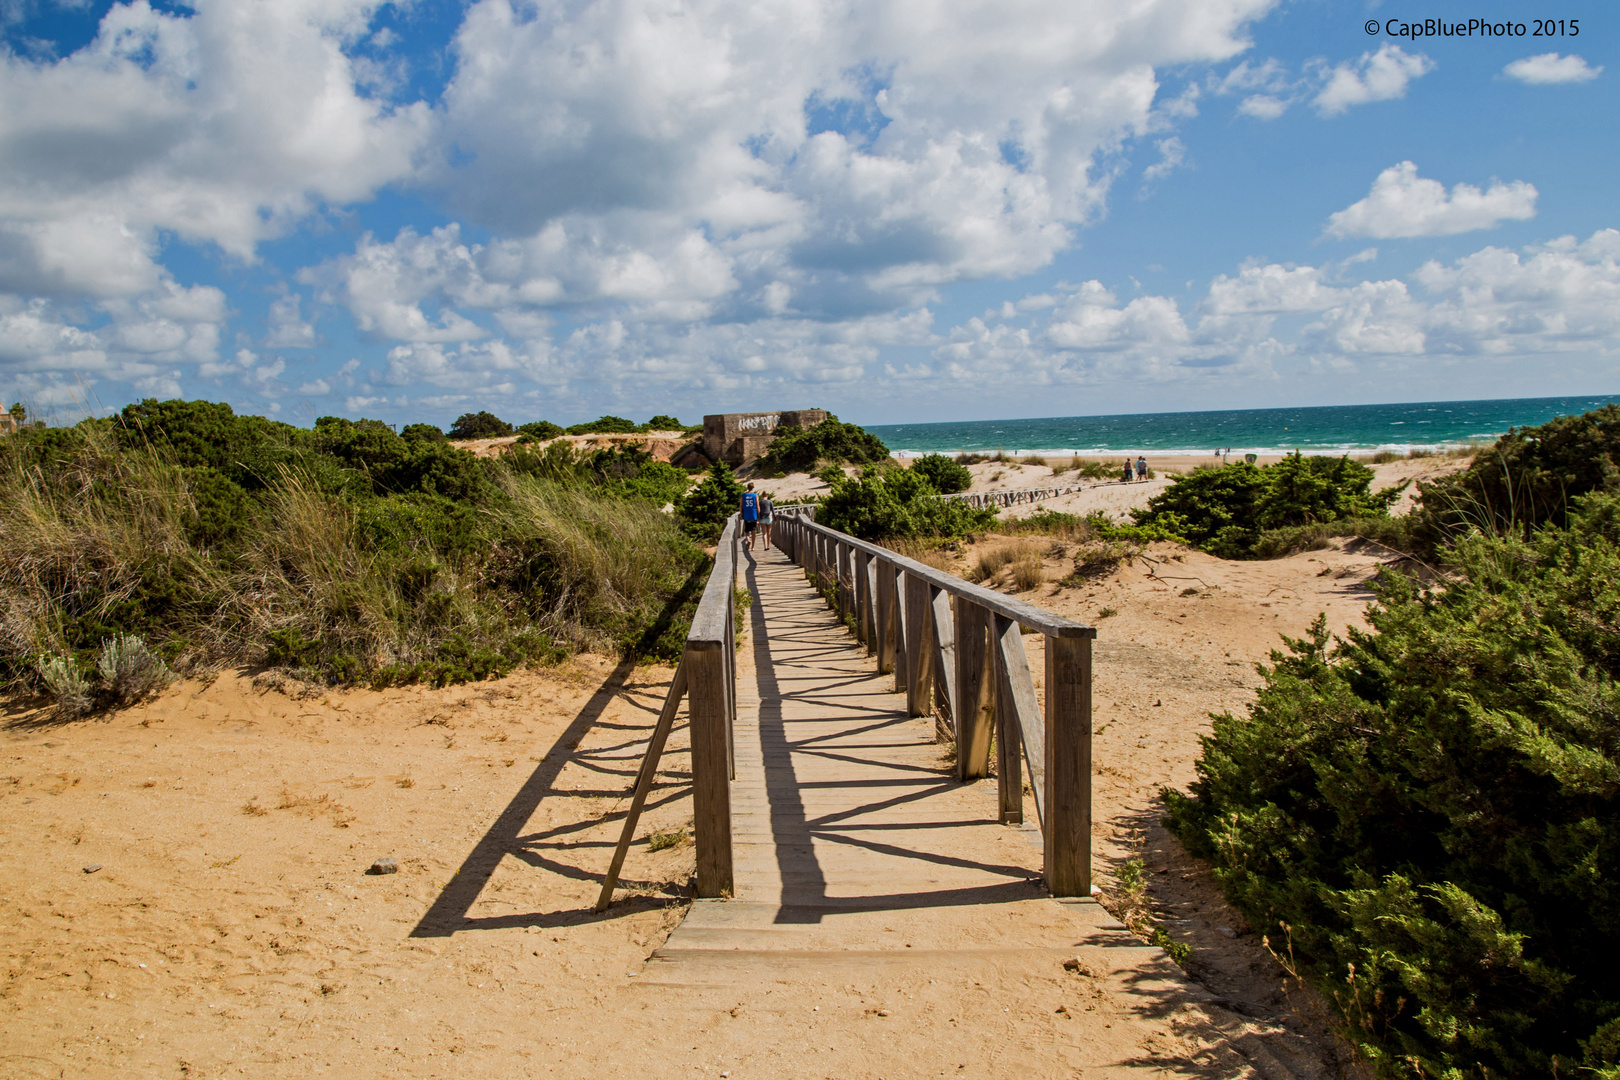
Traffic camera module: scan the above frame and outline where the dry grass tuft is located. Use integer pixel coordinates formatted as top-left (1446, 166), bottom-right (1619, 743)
top-left (276, 787), bottom-right (354, 827)
top-left (971, 540), bottom-right (1045, 591)
top-left (880, 537), bottom-right (955, 572)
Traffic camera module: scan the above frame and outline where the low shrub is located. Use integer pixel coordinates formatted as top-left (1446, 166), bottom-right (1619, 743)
top-left (1133, 453), bottom-right (1398, 559)
top-left (96, 633), bottom-right (173, 703)
top-left (36, 655), bottom-right (93, 718)
top-left (908, 454), bottom-right (972, 494)
top-left (517, 420), bottom-right (564, 440)
top-left (1164, 493), bottom-right (1620, 1078)
top-left (566, 415), bottom-right (640, 435)
top-left (1407, 405), bottom-right (1620, 553)
top-left (675, 461), bottom-right (745, 543)
top-left (817, 464), bottom-right (997, 541)
top-left (754, 415), bottom-right (889, 475)
top-left (400, 423), bottom-right (446, 443)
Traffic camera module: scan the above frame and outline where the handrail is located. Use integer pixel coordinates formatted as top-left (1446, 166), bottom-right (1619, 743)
top-left (597, 515), bottom-right (739, 909)
top-left (772, 511), bottom-right (1095, 897)
top-left (784, 516), bottom-right (1095, 639)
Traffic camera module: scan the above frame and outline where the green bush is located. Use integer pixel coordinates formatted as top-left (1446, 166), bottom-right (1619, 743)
top-left (646, 415), bottom-right (683, 431)
top-left (818, 464), bottom-right (997, 540)
top-left (675, 461), bottom-right (745, 543)
top-left (517, 420), bottom-right (564, 440)
top-left (908, 454), bottom-right (972, 494)
top-left (1409, 405), bottom-right (1620, 552)
top-left (1133, 454), bottom-right (1397, 559)
top-left (400, 423), bottom-right (446, 443)
top-left (566, 415), bottom-right (640, 435)
top-left (448, 411), bottom-right (513, 440)
top-left (1164, 493), bottom-right (1620, 1079)
top-left (754, 416), bottom-right (889, 475)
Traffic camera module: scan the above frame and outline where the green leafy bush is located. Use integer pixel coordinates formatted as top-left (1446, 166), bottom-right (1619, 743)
top-left (754, 416), bottom-right (890, 475)
top-left (1409, 405), bottom-right (1620, 552)
top-left (400, 423), bottom-right (446, 443)
top-left (1164, 494), bottom-right (1620, 1079)
top-left (1133, 453), bottom-right (1396, 558)
top-left (566, 415), bottom-right (640, 435)
top-left (908, 453), bottom-right (972, 494)
top-left (817, 464), bottom-right (997, 540)
top-left (646, 415), bottom-right (683, 431)
top-left (675, 461), bottom-right (745, 542)
top-left (448, 411), bottom-right (513, 440)
top-left (517, 420), bottom-right (564, 440)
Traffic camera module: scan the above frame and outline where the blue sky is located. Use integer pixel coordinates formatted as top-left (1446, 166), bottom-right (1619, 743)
top-left (1, 0), bottom-right (1615, 428)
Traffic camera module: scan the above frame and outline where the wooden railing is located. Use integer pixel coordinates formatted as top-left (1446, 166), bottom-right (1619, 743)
top-left (772, 508), bottom-right (1097, 897)
top-left (942, 484), bottom-right (1085, 508)
top-left (940, 477), bottom-right (1156, 509)
top-left (597, 516), bottom-right (739, 910)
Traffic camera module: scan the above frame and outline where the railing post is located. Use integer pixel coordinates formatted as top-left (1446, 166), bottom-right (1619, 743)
top-left (854, 549), bottom-right (871, 647)
top-left (907, 572), bottom-right (934, 718)
top-left (1044, 635), bottom-right (1092, 897)
top-left (928, 585), bottom-right (957, 742)
top-left (876, 558), bottom-right (896, 675)
top-left (688, 642), bottom-right (733, 897)
top-left (955, 600), bottom-right (993, 779)
top-left (991, 615), bottom-right (1023, 825)
top-left (903, 571), bottom-right (927, 708)
top-left (890, 564), bottom-right (909, 691)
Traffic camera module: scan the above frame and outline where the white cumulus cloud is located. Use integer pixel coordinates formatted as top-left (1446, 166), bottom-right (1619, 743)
top-left (1313, 44), bottom-right (1434, 115)
top-left (1324, 162), bottom-right (1537, 240)
top-left (1504, 53), bottom-right (1603, 85)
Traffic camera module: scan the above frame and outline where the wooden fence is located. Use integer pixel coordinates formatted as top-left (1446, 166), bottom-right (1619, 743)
top-left (772, 507), bottom-right (1097, 897)
top-left (597, 517), bottom-right (739, 910)
top-left (939, 477), bottom-right (1155, 509)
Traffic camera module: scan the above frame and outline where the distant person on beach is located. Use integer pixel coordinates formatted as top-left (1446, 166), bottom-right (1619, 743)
top-left (1135, 456), bottom-right (1147, 481)
top-left (740, 483), bottom-right (760, 550)
top-left (760, 494), bottom-right (774, 549)
top-left (1121, 460), bottom-right (1134, 483)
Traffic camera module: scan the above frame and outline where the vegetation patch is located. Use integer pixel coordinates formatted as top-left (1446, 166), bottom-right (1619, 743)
top-left (754, 415), bottom-right (890, 476)
top-left (907, 453), bottom-right (973, 494)
top-left (1164, 490), bottom-right (1620, 1079)
top-left (0, 400), bottom-right (709, 708)
top-left (1131, 452), bottom-right (1401, 559)
top-left (817, 462), bottom-right (998, 541)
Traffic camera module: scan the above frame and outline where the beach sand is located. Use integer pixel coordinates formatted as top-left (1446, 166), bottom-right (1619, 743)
top-left (753, 453), bottom-right (1466, 520)
top-left (0, 518), bottom-right (1421, 1076)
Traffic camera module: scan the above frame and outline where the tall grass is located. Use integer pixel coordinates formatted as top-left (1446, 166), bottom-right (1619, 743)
top-left (0, 425), bottom-right (705, 698)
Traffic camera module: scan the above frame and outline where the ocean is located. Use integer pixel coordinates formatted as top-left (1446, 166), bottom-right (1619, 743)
top-left (866, 395), bottom-right (1620, 457)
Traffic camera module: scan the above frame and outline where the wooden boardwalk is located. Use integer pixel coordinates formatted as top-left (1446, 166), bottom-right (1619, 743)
top-left (647, 542), bottom-right (1142, 982)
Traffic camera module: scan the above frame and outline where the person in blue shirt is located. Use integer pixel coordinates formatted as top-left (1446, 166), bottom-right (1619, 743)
top-left (739, 483), bottom-right (760, 550)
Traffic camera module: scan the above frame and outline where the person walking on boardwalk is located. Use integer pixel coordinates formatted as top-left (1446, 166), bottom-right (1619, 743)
top-left (1135, 455), bottom-right (1147, 481)
top-left (759, 493), bottom-right (775, 549)
top-left (740, 483), bottom-right (760, 550)
top-left (1121, 460), bottom-right (1133, 483)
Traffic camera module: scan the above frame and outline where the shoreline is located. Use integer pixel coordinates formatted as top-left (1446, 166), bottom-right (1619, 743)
top-left (888, 442), bottom-right (1483, 459)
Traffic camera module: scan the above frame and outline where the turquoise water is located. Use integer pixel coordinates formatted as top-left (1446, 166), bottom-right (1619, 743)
top-left (866, 395), bottom-right (1620, 456)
